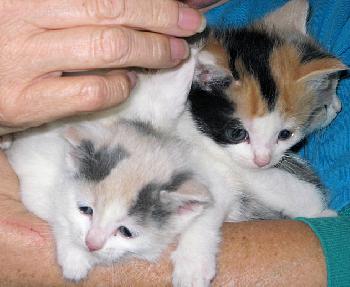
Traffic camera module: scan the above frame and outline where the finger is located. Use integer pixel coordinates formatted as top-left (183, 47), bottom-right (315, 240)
top-left (31, 26), bottom-right (189, 72)
top-left (26, 0), bottom-right (206, 37)
top-left (0, 73), bottom-right (134, 128)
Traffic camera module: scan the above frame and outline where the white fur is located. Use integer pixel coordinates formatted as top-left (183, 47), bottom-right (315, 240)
top-left (5, 56), bottom-right (201, 283)
top-left (226, 112), bottom-right (302, 168)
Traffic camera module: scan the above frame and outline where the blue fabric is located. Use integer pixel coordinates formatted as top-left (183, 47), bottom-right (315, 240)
top-left (206, 0), bottom-right (350, 211)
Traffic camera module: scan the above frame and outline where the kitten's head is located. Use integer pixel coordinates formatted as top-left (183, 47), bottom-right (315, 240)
top-left (190, 0), bottom-right (347, 169)
top-left (62, 121), bottom-right (211, 262)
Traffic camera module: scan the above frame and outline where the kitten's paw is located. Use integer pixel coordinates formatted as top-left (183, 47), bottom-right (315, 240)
top-left (171, 248), bottom-right (216, 287)
top-left (58, 249), bottom-right (92, 282)
top-left (0, 134), bottom-right (13, 150)
top-left (314, 209), bottom-right (338, 218)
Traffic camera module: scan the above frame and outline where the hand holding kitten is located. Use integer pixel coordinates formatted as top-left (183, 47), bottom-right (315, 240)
top-left (0, 0), bottom-right (205, 133)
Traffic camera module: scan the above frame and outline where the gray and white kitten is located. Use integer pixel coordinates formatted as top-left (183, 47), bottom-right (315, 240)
top-left (5, 57), bottom-right (212, 282)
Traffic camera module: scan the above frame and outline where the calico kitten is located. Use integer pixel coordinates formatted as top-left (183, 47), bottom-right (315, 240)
top-left (171, 0), bottom-right (344, 285)
top-left (190, 3), bottom-right (345, 169)
top-left (6, 120), bottom-right (211, 281)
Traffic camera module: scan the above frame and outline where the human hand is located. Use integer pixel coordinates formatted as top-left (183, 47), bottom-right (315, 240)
top-left (0, 0), bottom-right (205, 131)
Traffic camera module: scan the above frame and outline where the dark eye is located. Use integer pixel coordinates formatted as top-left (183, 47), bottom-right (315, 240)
top-left (278, 129), bottom-right (293, 141)
top-left (225, 127), bottom-right (249, 144)
top-left (118, 226), bottom-right (133, 238)
top-left (79, 206), bottom-right (93, 216)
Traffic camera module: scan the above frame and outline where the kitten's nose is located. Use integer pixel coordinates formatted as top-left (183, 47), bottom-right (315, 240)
top-left (86, 240), bottom-right (102, 252)
top-left (86, 228), bottom-right (107, 252)
top-left (254, 155), bottom-right (271, 167)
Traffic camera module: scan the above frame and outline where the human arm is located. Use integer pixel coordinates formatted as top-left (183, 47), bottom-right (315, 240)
top-left (0, 151), bottom-right (326, 286)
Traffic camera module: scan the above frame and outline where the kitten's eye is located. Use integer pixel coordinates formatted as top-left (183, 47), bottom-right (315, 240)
top-left (278, 129), bottom-right (293, 141)
top-left (118, 226), bottom-right (133, 238)
top-left (79, 206), bottom-right (93, 216)
top-left (225, 127), bottom-right (249, 144)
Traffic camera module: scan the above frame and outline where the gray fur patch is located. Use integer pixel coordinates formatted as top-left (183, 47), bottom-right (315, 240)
top-left (239, 194), bottom-right (289, 220)
top-left (77, 140), bottom-right (129, 182)
top-left (125, 120), bottom-right (161, 138)
top-left (274, 153), bottom-right (323, 188)
top-left (274, 153), bottom-right (328, 202)
top-left (129, 172), bottom-right (192, 227)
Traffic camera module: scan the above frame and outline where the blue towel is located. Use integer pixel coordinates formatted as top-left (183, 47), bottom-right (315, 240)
top-left (206, 0), bottom-right (350, 210)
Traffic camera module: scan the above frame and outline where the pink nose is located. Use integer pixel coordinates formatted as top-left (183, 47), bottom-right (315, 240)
top-left (86, 239), bottom-right (102, 252)
top-left (254, 156), bottom-right (271, 167)
top-left (85, 227), bottom-right (107, 252)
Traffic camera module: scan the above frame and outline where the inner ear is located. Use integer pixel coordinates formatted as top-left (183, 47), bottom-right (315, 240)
top-left (297, 58), bottom-right (348, 82)
top-left (160, 178), bottom-right (212, 215)
top-left (194, 63), bottom-right (233, 91)
top-left (262, 0), bottom-right (309, 34)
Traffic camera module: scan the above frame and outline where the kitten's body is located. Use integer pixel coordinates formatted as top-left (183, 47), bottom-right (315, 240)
top-left (171, 0), bottom-right (344, 285)
top-left (5, 57), bottom-right (210, 281)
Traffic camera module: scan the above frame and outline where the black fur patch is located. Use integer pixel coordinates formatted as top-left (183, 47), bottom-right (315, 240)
top-left (129, 172), bottom-right (192, 227)
top-left (77, 140), bottom-right (129, 182)
top-left (189, 87), bottom-right (245, 145)
top-left (215, 27), bottom-right (280, 110)
top-left (298, 40), bottom-right (332, 63)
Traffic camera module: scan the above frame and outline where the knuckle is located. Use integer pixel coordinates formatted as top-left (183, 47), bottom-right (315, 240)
top-left (0, 99), bottom-right (21, 126)
top-left (85, 0), bottom-right (126, 20)
top-left (92, 28), bottom-right (131, 65)
top-left (79, 77), bottom-right (109, 111)
top-left (150, 35), bottom-right (172, 64)
top-left (112, 75), bottom-right (130, 101)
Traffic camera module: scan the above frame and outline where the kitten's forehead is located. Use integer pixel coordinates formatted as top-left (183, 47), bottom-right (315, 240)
top-left (201, 30), bottom-right (334, 122)
top-left (76, 121), bottom-right (188, 214)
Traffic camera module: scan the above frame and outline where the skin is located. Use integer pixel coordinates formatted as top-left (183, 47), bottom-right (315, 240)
top-left (0, 0), bottom-right (205, 131)
top-left (0, 1), bottom-right (327, 286)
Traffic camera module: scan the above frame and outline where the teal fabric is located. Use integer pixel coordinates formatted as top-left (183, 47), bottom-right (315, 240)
top-left (206, 0), bottom-right (350, 211)
top-left (297, 208), bottom-right (350, 287)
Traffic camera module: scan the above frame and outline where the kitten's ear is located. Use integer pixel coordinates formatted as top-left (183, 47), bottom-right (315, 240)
top-left (297, 58), bottom-right (348, 82)
top-left (160, 179), bottom-right (212, 216)
top-left (194, 37), bottom-right (234, 91)
top-left (262, 0), bottom-right (309, 34)
top-left (194, 63), bottom-right (233, 91)
top-left (63, 126), bottom-right (93, 172)
top-left (64, 126), bottom-right (88, 147)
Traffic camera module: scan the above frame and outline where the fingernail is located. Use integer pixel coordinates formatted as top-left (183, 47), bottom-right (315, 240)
top-left (178, 8), bottom-right (207, 33)
top-left (170, 38), bottom-right (190, 61)
top-left (126, 71), bottom-right (137, 88)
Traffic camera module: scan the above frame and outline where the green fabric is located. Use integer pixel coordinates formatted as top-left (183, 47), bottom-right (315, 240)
top-left (296, 206), bottom-right (350, 287)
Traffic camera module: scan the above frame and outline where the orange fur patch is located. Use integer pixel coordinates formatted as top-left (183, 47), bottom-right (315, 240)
top-left (269, 45), bottom-right (314, 123)
top-left (204, 37), bottom-right (230, 70)
top-left (298, 58), bottom-right (347, 81)
top-left (228, 58), bottom-right (268, 118)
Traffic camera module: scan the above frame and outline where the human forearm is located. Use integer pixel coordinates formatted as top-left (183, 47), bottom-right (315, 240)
top-left (0, 151), bottom-right (326, 286)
